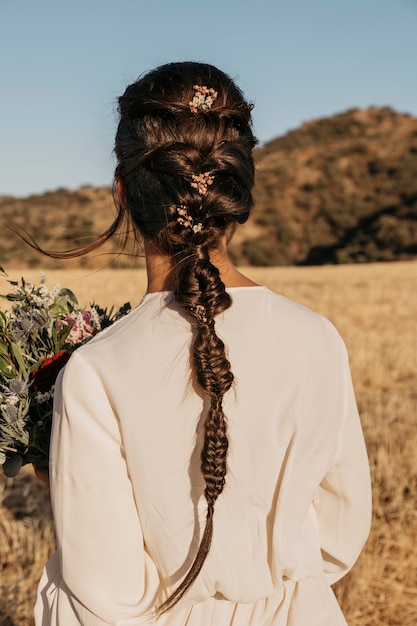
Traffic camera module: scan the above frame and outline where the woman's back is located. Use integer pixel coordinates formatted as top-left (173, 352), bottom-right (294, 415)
top-left (37, 286), bottom-right (370, 625)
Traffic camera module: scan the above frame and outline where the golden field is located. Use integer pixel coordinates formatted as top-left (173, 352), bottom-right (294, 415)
top-left (1, 261), bottom-right (416, 626)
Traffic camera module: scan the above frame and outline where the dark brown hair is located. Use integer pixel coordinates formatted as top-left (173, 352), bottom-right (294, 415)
top-left (116, 62), bottom-right (257, 612)
top-left (22, 61), bottom-right (257, 612)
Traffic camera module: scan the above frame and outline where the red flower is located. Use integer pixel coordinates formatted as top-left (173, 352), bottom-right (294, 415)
top-left (32, 351), bottom-right (71, 393)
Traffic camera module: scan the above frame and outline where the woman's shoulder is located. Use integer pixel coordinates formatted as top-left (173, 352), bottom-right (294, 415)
top-left (225, 285), bottom-right (348, 373)
top-left (229, 285), bottom-right (340, 337)
top-left (76, 291), bottom-right (173, 348)
top-left (64, 291), bottom-right (186, 371)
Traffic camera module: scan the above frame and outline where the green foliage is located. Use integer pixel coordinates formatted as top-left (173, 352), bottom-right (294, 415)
top-left (0, 273), bottom-right (132, 475)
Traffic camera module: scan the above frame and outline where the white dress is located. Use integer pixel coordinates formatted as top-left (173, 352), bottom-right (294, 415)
top-left (35, 286), bottom-right (371, 626)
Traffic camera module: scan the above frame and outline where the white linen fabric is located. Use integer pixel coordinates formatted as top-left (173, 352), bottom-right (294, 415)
top-left (35, 286), bottom-right (371, 626)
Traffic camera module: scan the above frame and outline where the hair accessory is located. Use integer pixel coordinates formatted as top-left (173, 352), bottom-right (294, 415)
top-left (175, 172), bottom-right (213, 233)
top-left (191, 304), bottom-right (208, 324)
top-left (191, 173), bottom-right (214, 196)
top-left (176, 205), bottom-right (203, 234)
top-left (176, 205), bottom-right (192, 229)
top-left (189, 85), bottom-right (218, 114)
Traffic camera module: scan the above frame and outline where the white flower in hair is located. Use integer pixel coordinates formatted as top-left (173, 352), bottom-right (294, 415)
top-left (176, 205), bottom-right (203, 234)
top-left (189, 85), bottom-right (218, 114)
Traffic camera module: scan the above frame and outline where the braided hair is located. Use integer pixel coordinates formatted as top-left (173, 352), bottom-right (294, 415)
top-left (115, 62), bottom-right (257, 612)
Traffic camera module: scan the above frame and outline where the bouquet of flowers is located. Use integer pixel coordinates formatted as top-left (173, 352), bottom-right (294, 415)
top-left (0, 268), bottom-right (131, 477)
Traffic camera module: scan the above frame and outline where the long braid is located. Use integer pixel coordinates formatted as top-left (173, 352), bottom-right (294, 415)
top-left (114, 63), bottom-right (257, 612)
top-left (158, 245), bottom-right (233, 613)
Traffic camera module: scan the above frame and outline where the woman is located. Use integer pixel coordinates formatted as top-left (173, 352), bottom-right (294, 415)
top-left (35, 62), bottom-right (371, 626)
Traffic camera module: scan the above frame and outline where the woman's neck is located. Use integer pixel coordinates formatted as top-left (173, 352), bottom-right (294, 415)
top-left (144, 240), bottom-right (258, 294)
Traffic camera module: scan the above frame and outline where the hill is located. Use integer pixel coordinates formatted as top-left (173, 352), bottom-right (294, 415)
top-left (233, 106), bottom-right (417, 265)
top-left (0, 187), bottom-right (123, 269)
top-left (1, 106), bottom-right (416, 268)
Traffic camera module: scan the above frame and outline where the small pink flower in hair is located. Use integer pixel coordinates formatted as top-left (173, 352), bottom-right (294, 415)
top-left (189, 85), bottom-right (218, 114)
top-left (176, 205), bottom-right (193, 229)
top-left (176, 204), bottom-right (203, 233)
top-left (191, 172), bottom-right (214, 196)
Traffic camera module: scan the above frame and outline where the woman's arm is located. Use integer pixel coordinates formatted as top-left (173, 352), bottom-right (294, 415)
top-left (48, 351), bottom-right (160, 625)
top-left (313, 337), bottom-right (372, 584)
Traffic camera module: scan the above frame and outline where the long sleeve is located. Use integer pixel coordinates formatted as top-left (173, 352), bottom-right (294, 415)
top-left (313, 337), bottom-right (372, 584)
top-left (42, 351), bottom-right (160, 626)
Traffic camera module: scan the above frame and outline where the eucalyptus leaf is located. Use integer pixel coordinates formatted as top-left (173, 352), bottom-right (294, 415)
top-left (59, 288), bottom-right (78, 304)
top-left (10, 342), bottom-right (27, 376)
top-left (3, 454), bottom-right (23, 477)
top-left (0, 358), bottom-right (14, 378)
top-left (119, 302), bottom-right (132, 316)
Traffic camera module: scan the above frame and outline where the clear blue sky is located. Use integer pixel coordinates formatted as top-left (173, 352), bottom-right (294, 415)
top-left (1, 0), bottom-right (416, 197)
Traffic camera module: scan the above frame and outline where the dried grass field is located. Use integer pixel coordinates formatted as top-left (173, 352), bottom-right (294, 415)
top-left (1, 261), bottom-right (416, 626)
